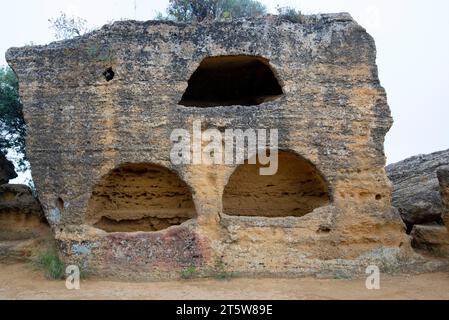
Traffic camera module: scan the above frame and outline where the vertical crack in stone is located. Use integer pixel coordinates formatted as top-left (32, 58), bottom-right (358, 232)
top-left (437, 167), bottom-right (449, 231)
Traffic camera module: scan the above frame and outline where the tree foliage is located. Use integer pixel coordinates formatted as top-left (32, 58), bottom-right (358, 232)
top-left (48, 12), bottom-right (89, 40)
top-left (0, 66), bottom-right (26, 170)
top-left (163, 0), bottom-right (267, 22)
top-left (219, 0), bottom-right (266, 19)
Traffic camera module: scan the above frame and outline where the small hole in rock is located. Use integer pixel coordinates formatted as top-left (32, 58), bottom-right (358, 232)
top-left (375, 194), bottom-right (382, 200)
top-left (405, 222), bottom-right (414, 235)
top-left (103, 67), bottom-right (115, 81)
top-left (318, 226), bottom-right (331, 233)
top-left (56, 197), bottom-right (64, 211)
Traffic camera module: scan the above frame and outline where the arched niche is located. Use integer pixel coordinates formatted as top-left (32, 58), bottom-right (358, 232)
top-left (222, 151), bottom-right (330, 217)
top-left (86, 163), bottom-right (196, 232)
top-left (179, 55), bottom-right (283, 107)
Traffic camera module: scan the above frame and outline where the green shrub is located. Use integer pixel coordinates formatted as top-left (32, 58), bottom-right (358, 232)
top-left (161, 0), bottom-right (267, 22)
top-left (31, 249), bottom-right (65, 279)
top-left (276, 6), bottom-right (303, 23)
top-left (181, 265), bottom-right (198, 279)
top-left (31, 248), bottom-right (90, 280)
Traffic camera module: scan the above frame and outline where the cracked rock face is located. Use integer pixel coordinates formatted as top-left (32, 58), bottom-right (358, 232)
top-left (437, 166), bottom-right (449, 231)
top-left (0, 184), bottom-right (50, 262)
top-left (6, 14), bottom-right (413, 278)
top-left (387, 149), bottom-right (449, 229)
top-left (0, 184), bottom-right (45, 220)
top-left (411, 225), bottom-right (449, 257)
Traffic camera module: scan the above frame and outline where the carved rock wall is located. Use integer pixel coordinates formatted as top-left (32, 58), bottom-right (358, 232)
top-left (6, 14), bottom-right (415, 278)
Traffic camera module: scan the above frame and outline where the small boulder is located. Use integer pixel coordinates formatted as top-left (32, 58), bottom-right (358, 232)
top-left (411, 224), bottom-right (449, 257)
top-left (386, 149), bottom-right (449, 230)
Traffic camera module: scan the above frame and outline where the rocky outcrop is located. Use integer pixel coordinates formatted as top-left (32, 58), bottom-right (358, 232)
top-left (0, 184), bottom-right (50, 263)
top-left (6, 14), bottom-right (418, 278)
top-left (411, 225), bottom-right (449, 257)
top-left (386, 149), bottom-right (449, 229)
top-left (0, 152), bottom-right (17, 185)
top-left (388, 152), bottom-right (449, 259)
top-left (437, 167), bottom-right (449, 231)
top-left (0, 184), bottom-right (44, 219)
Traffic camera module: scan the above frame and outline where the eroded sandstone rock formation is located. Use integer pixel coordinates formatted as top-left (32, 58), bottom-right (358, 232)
top-left (6, 14), bottom-right (417, 278)
top-left (0, 154), bottom-right (50, 262)
top-left (387, 149), bottom-right (449, 230)
top-left (0, 184), bottom-right (50, 262)
top-left (86, 163), bottom-right (196, 232)
top-left (0, 184), bottom-right (44, 218)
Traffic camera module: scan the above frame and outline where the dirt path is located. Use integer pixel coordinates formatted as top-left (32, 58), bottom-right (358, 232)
top-left (0, 263), bottom-right (448, 300)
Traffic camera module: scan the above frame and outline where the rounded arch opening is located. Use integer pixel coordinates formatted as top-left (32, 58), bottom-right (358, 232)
top-left (222, 151), bottom-right (330, 217)
top-left (86, 163), bottom-right (196, 232)
top-left (179, 55), bottom-right (283, 107)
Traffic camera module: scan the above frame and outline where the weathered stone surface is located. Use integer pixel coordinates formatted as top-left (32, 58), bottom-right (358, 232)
top-left (386, 149), bottom-right (449, 228)
top-left (411, 225), bottom-right (449, 257)
top-left (0, 152), bottom-right (17, 185)
top-left (6, 14), bottom-right (417, 278)
top-left (0, 184), bottom-right (50, 263)
top-left (0, 184), bottom-right (46, 241)
top-left (437, 166), bottom-right (449, 231)
top-left (0, 184), bottom-right (44, 220)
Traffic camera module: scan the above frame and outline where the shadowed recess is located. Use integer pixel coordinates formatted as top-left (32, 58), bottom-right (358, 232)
top-left (86, 163), bottom-right (196, 232)
top-left (223, 152), bottom-right (330, 217)
top-left (179, 55), bottom-right (283, 107)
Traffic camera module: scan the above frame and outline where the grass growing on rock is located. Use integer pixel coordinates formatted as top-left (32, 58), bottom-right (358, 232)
top-left (30, 248), bottom-right (65, 279)
top-left (180, 258), bottom-right (235, 280)
top-left (30, 244), bottom-right (90, 280)
top-left (180, 265), bottom-right (199, 279)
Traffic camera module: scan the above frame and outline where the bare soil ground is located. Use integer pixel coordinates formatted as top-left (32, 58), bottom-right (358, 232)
top-left (0, 263), bottom-right (448, 300)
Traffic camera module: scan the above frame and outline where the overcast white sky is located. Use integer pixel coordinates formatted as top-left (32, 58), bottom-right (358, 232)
top-left (1, 0), bottom-right (448, 176)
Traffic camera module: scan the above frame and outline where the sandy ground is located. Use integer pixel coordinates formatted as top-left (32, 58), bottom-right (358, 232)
top-left (0, 263), bottom-right (448, 300)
